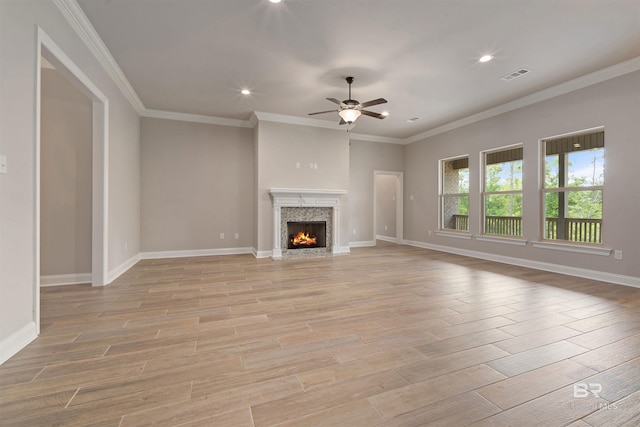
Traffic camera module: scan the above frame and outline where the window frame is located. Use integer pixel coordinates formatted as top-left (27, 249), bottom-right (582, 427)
top-left (481, 144), bottom-right (524, 238)
top-left (540, 127), bottom-right (605, 246)
top-left (438, 155), bottom-right (470, 233)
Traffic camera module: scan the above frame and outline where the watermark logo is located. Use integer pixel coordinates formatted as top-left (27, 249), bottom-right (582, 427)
top-left (573, 382), bottom-right (602, 398)
top-left (571, 382), bottom-right (618, 411)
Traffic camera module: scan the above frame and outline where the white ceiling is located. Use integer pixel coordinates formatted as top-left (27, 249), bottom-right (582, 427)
top-left (76, 0), bottom-right (640, 140)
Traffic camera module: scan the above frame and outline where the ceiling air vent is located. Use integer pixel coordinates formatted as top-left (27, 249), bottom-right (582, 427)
top-left (500, 68), bottom-right (531, 81)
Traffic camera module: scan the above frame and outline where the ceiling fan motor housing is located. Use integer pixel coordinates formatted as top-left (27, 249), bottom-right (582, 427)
top-left (343, 100), bottom-right (359, 109)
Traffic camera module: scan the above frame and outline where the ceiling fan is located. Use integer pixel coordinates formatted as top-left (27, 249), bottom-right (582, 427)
top-left (309, 76), bottom-right (387, 125)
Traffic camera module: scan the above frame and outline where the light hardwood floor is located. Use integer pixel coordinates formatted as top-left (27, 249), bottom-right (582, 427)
top-left (1, 242), bottom-right (640, 426)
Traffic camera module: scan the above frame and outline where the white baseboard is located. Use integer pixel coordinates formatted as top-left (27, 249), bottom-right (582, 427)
top-left (376, 235), bottom-right (398, 243)
top-left (0, 322), bottom-right (37, 365)
top-left (140, 247), bottom-right (254, 260)
top-left (107, 253), bottom-right (141, 285)
top-left (40, 273), bottom-right (92, 287)
top-left (333, 245), bottom-right (351, 255)
top-left (254, 249), bottom-right (273, 259)
top-left (349, 240), bottom-right (376, 248)
top-left (404, 239), bottom-right (640, 289)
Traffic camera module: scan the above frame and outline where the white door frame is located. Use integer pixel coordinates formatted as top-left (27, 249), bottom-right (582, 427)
top-left (36, 28), bottom-right (109, 333)
top-left (373, 170), bottom-right (404, 244)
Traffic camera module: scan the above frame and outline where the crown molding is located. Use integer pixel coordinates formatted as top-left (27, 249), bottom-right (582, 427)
top-left (142, 109), bottom-right (253, 128)
top-left (348, 133), bottom-right (405, 145)
top-left (253, 111), bottom-right (345, 131)
top-left (405, 56), bottom-right (640, 144)
top-left (49, 3), bottom-right (640, 144)
top-left (53, 0), bottom-right (146, 114)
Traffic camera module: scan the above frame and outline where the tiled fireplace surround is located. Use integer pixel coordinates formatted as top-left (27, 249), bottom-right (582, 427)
top-left (269, 189), bottom-right (347, 259)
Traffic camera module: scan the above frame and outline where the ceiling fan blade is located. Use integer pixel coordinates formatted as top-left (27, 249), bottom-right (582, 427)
top-left (359, 98), bottom-right (387, 108)
top-left (327, 97), bottom-right (343, 105)
top-left (361, 110), bottom-right (386, 119)
top-left (308, 110), bottom-right (337, 116)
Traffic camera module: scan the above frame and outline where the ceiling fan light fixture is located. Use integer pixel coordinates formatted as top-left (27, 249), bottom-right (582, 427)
top-left (338, 108), bottom-right (361, 124)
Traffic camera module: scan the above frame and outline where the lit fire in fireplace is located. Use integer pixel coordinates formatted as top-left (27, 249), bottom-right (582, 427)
top-left (291, 231), bottom-right (317, 247)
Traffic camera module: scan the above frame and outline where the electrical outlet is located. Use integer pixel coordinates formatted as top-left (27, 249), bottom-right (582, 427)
top-left (220, 233), bottom-right (225, 239)
top-left (353, 229), bottom-right (357, 235)
top-left (296, 162), bottom-right (300, 169)
top-left (428, 230), bottom-right (432, 236)
top-left (385, 225), bottom-right (388, 231)
top-left (410, 195), bottom-right (414, 201)
top-left (235, 233), bottom-right (239, 240)
top-left (614, 250), bottom-right (623, 260)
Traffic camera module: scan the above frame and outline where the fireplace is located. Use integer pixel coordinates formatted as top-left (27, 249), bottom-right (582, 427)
top-left (268, 188), bottom-right (347, 259)
top-left (287, 221), bottom-right (326, 249)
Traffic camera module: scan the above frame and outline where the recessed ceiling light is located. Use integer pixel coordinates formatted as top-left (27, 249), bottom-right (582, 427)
top-left (479, 55), bottom-right (493, 63)
top-left (241, 89), bottom-right (251, 95)
top-left (406, 117), bottom-right (419, 123)
top-left (269, 0), bottom-right (281, 3)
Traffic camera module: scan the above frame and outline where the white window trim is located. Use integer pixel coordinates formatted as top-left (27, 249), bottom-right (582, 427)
top-left (475, 235), bottom-right (527, 246)
top-left (532, 241), bottom-right (611, 256)
top-left (481, 144), bottom-right (524, 237)
top-left (541, 128), bottom-right (605, 246)
top-left (435, 231), bottom-right (473, 240)
top-left (438, 155), bottom-right (470, 232)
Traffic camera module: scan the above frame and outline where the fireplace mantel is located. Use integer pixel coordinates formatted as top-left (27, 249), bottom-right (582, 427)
top-left (268, 188), bottom-right (347, 208)
top-left (269, 188), bottom-right (347, 259)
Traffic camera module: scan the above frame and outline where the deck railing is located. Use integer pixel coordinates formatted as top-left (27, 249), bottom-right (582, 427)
top-left (545, 217), bottom-right (602, 244)
top-left (485, 215), bottom-right (522, 237)
top-left (453, 214), bottom-right (469, 231)
top-left (449, 215), bottom-right (602, 244)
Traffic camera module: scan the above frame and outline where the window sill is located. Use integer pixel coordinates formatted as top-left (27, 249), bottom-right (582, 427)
top-left (531, 241), bottom-right (612, 256)
top-left (435, 231), bottom-right (473, 240)
top-left (475, 235), bottom-right (527, 246)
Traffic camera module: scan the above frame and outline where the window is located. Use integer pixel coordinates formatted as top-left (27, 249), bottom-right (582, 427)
top-left (440, 156), bottom-right (469, 231)
top-left (482, 146), bottom-right (523, 237)
top-left (542, 130), bottom-right (604, 244)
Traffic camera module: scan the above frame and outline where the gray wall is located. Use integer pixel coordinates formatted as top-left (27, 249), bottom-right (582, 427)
top-left (0, 0), bottom-right (140, 358)
top-left (404, 70), bottom-right (640, 278)
top-left (40, 67), bottom-right (92, 277)
top-left (140, 118), bottom-right (254, 252)
top-left (349, 139), bottom-right (404, 243)
top-left (255, 121), bottom-right (349, 254)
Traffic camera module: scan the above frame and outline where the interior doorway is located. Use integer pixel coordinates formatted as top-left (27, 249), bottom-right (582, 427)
top-left (40, 57), bottom-right (93, 287)
top-left (36, 28), bottom-right (109, 334)
top-left (373, 170), bottom-right (403, 244)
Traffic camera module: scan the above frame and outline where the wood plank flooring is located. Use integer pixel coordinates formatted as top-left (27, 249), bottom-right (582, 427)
top-left (1, 242), bottom-right (640, 426)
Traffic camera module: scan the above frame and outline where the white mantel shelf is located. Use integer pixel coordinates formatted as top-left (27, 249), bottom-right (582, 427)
top-left (269, 188), bottom-right (347, 208)
top-left (268, 188), bottom-right (347, 259)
